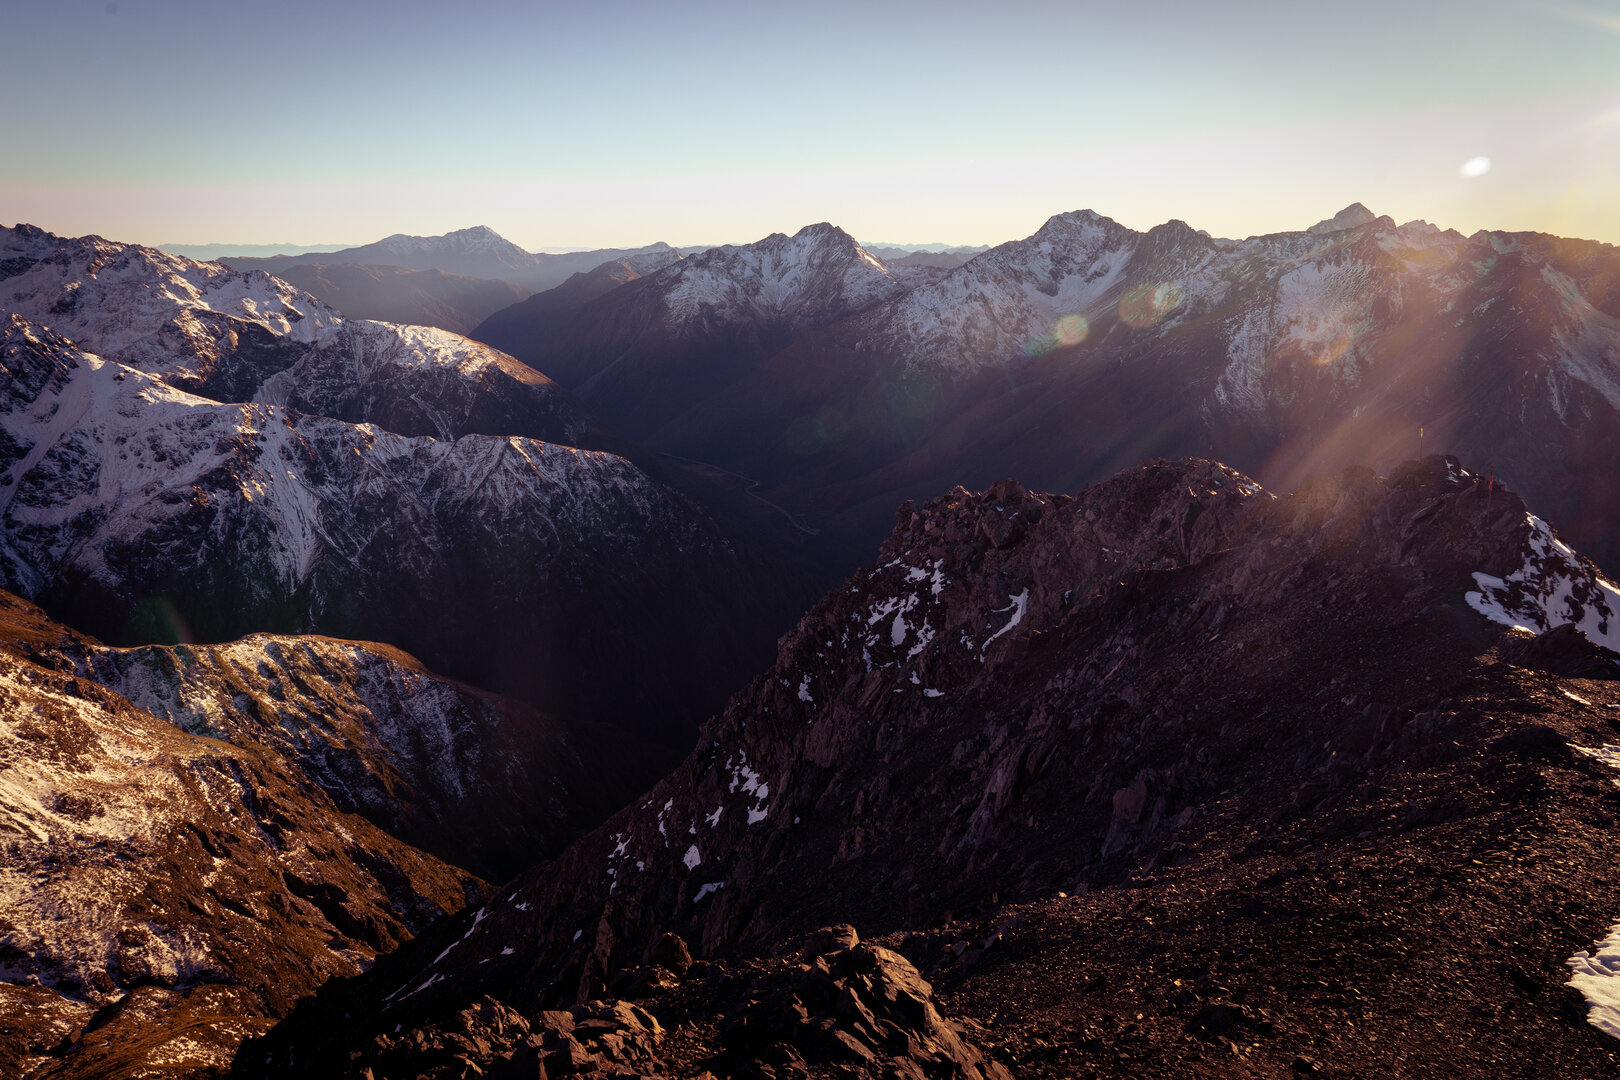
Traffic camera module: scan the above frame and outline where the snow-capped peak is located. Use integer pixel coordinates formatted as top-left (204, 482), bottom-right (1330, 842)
top-left (0, 223), bottom-right (343, 385)
top-left (658, 222), bottom-right (905, 325)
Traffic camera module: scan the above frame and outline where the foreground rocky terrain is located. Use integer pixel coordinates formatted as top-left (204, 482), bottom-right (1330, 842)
top-left (235, 455), bottom-right (1620, 1078)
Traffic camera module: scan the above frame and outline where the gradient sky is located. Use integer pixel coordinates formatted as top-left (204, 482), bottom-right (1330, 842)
top-left (3, 0), bottom-right (1617, 251)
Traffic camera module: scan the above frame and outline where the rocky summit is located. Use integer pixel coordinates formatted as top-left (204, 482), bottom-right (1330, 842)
top-left (235, 455), bottom-right (1620, 1079)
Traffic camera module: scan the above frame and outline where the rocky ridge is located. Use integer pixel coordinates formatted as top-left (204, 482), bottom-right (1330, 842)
top-left (79, 630), bottom-right (618, 884)
top-left (0, 591), bottom-right (487, 1080)
top-left (237, 456), bottom-right (1620, 1078)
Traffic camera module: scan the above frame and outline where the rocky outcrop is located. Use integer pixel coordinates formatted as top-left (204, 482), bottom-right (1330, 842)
top-left (239, 926), bottom-right (1007, 1080)
top-left (235, 455), bottom-right (1620, 1079)
top-left (77, 631), bottom-right (618, 883)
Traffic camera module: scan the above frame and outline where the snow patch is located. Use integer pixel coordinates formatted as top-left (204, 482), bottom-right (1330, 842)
top-left (1465, 514), bottom-right (1620, 650)
top-left (980, 589), bottom-right (1030, 659)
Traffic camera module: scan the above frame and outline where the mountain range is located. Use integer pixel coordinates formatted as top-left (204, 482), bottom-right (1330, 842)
top-left (255, 263), bottom-right (532, 337)
top-left (0, 223), bottom-right (815, 760)
top-left (4, 206), bottom-right (1620, 1079)
top-left (224, 226), bottom-right (686, 294)
top-left (473, 205), bottom-right (1620, 575)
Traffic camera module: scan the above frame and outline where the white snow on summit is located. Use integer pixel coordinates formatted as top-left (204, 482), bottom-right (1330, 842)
top-left (660, 223), bottom-right (904, 326)
top-left (875, 210), bottom-right (1140, 376)
top-left (0, 224), bottom-right (340, 383)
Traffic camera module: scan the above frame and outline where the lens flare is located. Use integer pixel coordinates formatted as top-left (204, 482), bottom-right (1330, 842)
top-left (131, 596), bottom-right (195, 644)
top-left (1313, 330), bottom-right (1356, 366)
top-left (1460, 156), bottom-right (1491, 178)
top-left (1022, 314), bottom-right (1090, 358)
top-left (1118, 282), bottom-right (1185, 329)
top-left (1054, 314), bottom-right (1089, 346)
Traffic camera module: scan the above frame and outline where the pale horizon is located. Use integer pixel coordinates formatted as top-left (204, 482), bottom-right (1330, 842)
top-left (4, 0), bottom-right (1617, 250)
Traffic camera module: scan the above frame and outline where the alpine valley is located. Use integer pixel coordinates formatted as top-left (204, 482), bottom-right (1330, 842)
top-left (1, 206), bottom-right (1619, 1080)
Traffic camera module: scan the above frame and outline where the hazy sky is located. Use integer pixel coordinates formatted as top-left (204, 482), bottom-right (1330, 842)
top-left (3, 0), bottom-right (1617, 250)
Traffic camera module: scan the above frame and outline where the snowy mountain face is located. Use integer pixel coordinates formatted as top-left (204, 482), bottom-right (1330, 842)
top-left (0, 313), bottom-right (790, 744)
top-left (472, 222), bottom-right (912, 444)
top-left (657, 223), bottom-right (905, 328)
top-left (867, 202), bottom-right (1620, 443)
top-left (242, 455), bottom-right (1620, 1080)
top-left (873, 209), bottom-right (1146, 374)
top-left (0, 224), bottom-right (618, 453)
top-left (0, 226), bottom-right (811, 747)
top-left (0, 223), bottom-right (342, 388)
top-left (473, 206), bottom-right (1620, 573)
top-left (0, 590), bottom-right (483, 1080)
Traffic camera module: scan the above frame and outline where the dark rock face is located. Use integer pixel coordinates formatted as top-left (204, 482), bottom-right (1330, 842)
top-left (0, 591), bottom-right (485, 1080)
top-left (238, 928), bottom-right (1007, 1080)
top-left (234, 456), bottom-right (1620, 1078)
top-left (472, 248), bottom-right (687, 337)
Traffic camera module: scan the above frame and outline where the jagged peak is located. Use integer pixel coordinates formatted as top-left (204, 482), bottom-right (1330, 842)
top-left (792, 221), bottom-right (856, 242)
top-left (1031, 208), bottom-right (1131, 242)
top-left (1307, 202), bottom-right (1379, 235)
top-left (1140, 217), bottom-right (1214, 252)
